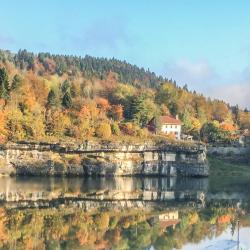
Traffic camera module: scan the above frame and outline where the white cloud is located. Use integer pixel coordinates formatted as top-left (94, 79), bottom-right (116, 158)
top-left (0, 34), bottom-right (15, 46)
top-left (208, 82), bottom-right (250, 109)
top-left (163, 59), bottom-right (217, 88)
top-left (162, 59), bottom-right (250, 109)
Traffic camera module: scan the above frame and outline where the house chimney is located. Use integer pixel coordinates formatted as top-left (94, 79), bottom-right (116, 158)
top-left (176, 115), bottom-right (179, 120)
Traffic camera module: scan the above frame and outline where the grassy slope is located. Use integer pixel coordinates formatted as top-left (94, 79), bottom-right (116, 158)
top-left (209, 157), bottom-right (250, 176)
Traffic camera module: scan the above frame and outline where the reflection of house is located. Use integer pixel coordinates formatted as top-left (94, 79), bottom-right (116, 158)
top-left (149, 211), bottom-right (179, 230)
top-left (147, 115), bottom-right (182, 139)
top-left (239, 129), bottom-right (250, 146)
top-left (158, 211), bottom-right (179, 221)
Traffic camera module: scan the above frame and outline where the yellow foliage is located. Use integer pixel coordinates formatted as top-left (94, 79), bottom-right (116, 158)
top-left (191, 117), bottom-right (201, 132)
top-left (187, 212), bottom-right (199, 225)
top-left (96, 122), bottom-right (112, 139)
top-left (94, 212), bottom-right (110, 230)
top-left (0, 208), bottom-right (8, 245)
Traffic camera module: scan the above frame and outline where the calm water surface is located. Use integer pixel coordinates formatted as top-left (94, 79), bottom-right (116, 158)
top-left (0, 174), bottom-right (250, 249)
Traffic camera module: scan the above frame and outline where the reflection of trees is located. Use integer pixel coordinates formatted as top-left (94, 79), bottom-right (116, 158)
top-left (0, 205), bottom-right (248, 249)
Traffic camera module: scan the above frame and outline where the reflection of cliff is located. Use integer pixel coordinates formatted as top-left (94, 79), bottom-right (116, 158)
top-left (0, 177), bottom-right (208, 208)
top-left (0, 176), bottom-right (248, 209)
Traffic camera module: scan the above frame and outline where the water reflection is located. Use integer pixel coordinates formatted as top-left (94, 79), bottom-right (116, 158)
top-left (0, 176), bottom-right (250, 249)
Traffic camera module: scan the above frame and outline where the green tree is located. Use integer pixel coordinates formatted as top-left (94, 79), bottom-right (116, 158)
top-left (131, 95), bottom-right (157, 127)
top-left (200, 121), bottom-right (221, 143)
top-left (47, 89), bottom-right (57, 107)
top-left (0, 68), bottom-right (10, 99)
top-left (155, 83), bottom-right (179, 115)
top-left (11, 74), bottom-right (22, 90)
top-left (233, 104), bottom-right (240, 126)
top-left (62, 91), bottom-right (72, 109)
top-left (61, 80), bottom-right (70, 93)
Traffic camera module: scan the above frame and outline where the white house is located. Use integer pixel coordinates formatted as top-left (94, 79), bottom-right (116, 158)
top-left (159, 115), bottom-right (182, 139)
top-left (147, 115), bottom-right (182, 140)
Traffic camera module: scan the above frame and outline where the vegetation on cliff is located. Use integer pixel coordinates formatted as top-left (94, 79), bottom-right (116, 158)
top-left (0, 49), bottom-right (249, 143)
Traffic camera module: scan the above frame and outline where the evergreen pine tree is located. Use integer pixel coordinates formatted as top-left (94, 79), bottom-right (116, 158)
top-left (62, 91), bottom-right (72, 109)
top-left (47, 89), bottom-right (57, 107)
top-left (0, 67), bottom-right (10, 99)
top-left (234, 104), bottom-right (240, 126)
top-left (11, 74), bottom-right (22, 90)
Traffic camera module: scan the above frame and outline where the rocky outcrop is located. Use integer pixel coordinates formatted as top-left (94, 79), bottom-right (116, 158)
top-left (0, 141), bottom-right (209, 177)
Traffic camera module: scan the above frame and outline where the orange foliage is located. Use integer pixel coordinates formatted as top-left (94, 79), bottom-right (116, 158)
top-left (219, 122), bottom-right (235, 132)
top-left (0, 99), bottom-right (6, 108)
top-left (217, 214), bottom-right (231, 224)
top-left (96, 97), bottom-right (111, 111)
top-left (78, 105), bottom-right (91, 119)
top-left (76, 230), bottom-right (89, 246)
top-left (19, 82), bottom-right (37, 111)
top-left (25, 71), bottom-right (49, 106)
top-left (78, 102), bottom-right (102, 122)
top-left (0, 110), bottom-right (7, 143)
top-left (95, 239), bottom-right (109, 250)
top-left (100, 71), bottom-right (118, 95)
top-left (24, 238), bottom-right (34, 250)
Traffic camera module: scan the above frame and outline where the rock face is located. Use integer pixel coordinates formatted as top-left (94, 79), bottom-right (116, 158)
top-left (0, 141), bottom-right (209, 177)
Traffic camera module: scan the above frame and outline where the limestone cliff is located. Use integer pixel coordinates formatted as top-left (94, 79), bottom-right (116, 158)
top-left (0, 141), bottom-right (209, 177)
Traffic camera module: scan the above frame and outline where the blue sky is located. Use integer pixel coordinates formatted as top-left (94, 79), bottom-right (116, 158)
top-left (0, 0), bottom-right (250, 108)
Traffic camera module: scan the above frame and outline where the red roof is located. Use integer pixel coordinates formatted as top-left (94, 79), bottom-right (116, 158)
top-left (160, 115), bottom-right (182, 125)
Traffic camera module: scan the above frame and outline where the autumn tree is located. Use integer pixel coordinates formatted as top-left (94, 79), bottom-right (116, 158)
top-left (96, 97), bottom-right (110, 112)
top-left (111, 104), bottom-right (123, 121)
top-left (96, 122), bottom-right (112, 139)
top-left (212, 101), bottom-right (230, 122)
top-left (130, 94), bottom-right (157, 127)
top-left (155, 82), bottom-right (179, 115)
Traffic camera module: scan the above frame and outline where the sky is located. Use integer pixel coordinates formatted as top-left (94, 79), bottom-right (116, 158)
top-left (0, 0), bottom-right (250, 108)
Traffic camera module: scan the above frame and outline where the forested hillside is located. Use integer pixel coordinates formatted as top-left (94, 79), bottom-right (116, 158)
top-left (0, 49), bottom-right (249, 143)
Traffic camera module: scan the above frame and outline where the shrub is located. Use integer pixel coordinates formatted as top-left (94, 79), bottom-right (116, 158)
top-left (109, 216), bottom-right (119, 229)
top-left (95, 122), bottom-right (112, 139)
top-left (94, 212), bottom-right (110, 230)
top-left (111, 122), bottom-right (120, 136)
top-left (120, 122), bottom-right (135, 136)
top-left (136, 128), bottom-right (149, 138)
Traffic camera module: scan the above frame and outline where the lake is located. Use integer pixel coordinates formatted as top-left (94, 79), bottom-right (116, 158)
top-left (0, 174), bottom-right (250, 249)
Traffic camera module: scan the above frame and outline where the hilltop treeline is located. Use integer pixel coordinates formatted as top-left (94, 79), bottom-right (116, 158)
top-left (0, 49), bottom-right (249, 143)
top-left (0, 49), bottom-right (166, 87)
